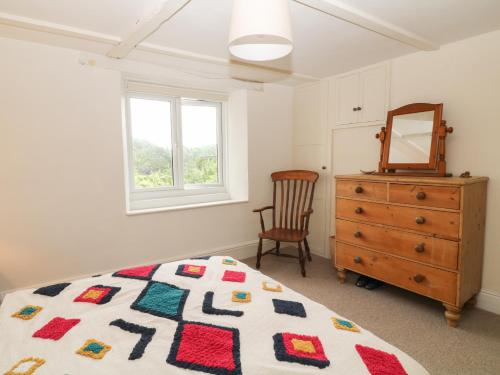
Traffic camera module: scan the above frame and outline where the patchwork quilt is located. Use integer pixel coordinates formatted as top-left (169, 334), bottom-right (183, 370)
top-left (0, 256), bottom-right (429, 374)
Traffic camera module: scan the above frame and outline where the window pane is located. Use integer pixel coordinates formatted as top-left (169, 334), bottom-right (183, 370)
top-left (130, 98), bottom-right (173, 189)
top-left (182, 103), bottom-right (219, 185)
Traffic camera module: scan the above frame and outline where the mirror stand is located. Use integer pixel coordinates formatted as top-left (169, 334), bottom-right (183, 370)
top-left (375, 103), bottom-right (454, 177)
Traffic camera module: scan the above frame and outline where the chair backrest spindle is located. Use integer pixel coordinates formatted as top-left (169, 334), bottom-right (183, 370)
top-left (270, 170), bottom-right (319, 231)
top-left (272, 181), bottom-right (277, 228)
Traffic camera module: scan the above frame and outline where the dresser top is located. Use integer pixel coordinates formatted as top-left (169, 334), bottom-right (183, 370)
top-left (335, 174), bottom-right (488, 186)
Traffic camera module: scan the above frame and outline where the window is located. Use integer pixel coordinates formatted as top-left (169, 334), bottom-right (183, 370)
top-left (124, 81), bottom-right (229, 212)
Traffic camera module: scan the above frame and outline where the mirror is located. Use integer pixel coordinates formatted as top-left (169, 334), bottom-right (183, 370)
top-left (376, 103), bottom-right (453, 176)
top-left (388, 111), bottom-right (435, 164)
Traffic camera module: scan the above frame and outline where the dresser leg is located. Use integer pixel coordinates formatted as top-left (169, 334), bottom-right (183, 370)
top-left (337, 268), bottom-right (347, 284)
top-left (443, 303), bottom-right (461, 327)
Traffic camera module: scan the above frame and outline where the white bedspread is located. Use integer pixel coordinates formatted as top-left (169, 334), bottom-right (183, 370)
top-left (0, 256), bottom-right (428, 374)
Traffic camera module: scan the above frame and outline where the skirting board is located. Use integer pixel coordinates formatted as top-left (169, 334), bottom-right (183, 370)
top-left (0, 239), bottom-right (325, 302)
top-left (477, 289), bottom-right (500, 315)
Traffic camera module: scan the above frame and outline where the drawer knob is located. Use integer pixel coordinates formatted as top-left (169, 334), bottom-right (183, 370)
top-left (355, 207), bottom-right (363, 214)
top-left (413, 274), bottom-right (426, 283)
top-left (354, 231), bottom-right (362, 238)
top-left (355, 186), bottom-right (364, 194)
top-left (416, 192), bottom-right (427, 200)
top-left (415, 243), bottom-right (425, 253)
top-left (415, 216), bottom-right (426, 225)
top-left (354, 256), bottom-right (362, 264)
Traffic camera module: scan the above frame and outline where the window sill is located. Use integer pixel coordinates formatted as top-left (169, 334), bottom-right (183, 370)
top-left (126, 198), bottom-right (248, 216)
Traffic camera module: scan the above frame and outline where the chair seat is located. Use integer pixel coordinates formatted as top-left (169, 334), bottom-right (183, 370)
top-left (259, 228), bottom-right (309, 242)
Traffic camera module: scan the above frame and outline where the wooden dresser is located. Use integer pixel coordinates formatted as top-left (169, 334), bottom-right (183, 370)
top-left (332, 174), bottom-right (488, 327)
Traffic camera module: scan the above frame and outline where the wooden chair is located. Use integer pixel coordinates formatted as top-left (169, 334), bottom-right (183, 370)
top-left (253, 170), bottom-right (319, 277)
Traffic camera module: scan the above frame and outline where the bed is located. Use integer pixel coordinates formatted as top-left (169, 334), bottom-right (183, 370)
top-left (0, 256), bottom-right (428, 374)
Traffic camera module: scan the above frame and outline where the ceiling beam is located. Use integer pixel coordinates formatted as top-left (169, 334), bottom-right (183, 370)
top-left (137, 42), bottom-right (318, 85)
top-left (107, 0), bottom-right (192, 59)
top-left (0, 11), bottom-right (119, 44)
top-left (293, 0), bottom-right (439, 51)
top-left (0, 12), bottom-right (318, 85)
top-left (79, 52), bottom-right (264, 92)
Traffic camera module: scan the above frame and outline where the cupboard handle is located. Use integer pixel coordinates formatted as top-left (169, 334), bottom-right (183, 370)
top-left (416, 192), bottom-right (427, 200)
top-left (357, 106), bottom-right (362, 111)
top-left (413, 274), bottom-right (426, 283)
top-left (354, 231), bottom-right (362, 238)
top-left (415, 243), bottom-right (425, 253)
top-left (415, 216), bottom-right (426, 224)
top-left (354, 256), bottom-right (362, 264)
top-left (355, 186), bottom-right (364, 194)
top-left (353, 107), bottom-right (358, 111)
top-left (355, 207), bottom-right (363, 214)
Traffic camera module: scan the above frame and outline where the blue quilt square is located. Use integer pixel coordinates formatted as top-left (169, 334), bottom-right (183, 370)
top-left (131, 281), bottom-right (189, 321)
top-left (272, 299), bottom-right (306, 318)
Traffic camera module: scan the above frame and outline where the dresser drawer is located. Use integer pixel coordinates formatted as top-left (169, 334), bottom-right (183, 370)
top-left (336, 180), bottom-right (386, 201)
top-left (336, 198), bottom-right (460, 240)
top-left (335, 242), bottom-right (457, 304)
top-left (389, 184), bottom-right (460, 210)
top-left (336, 219), bottom-right (459, 269)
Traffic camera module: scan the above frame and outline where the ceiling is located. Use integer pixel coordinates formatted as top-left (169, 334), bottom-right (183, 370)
top-left (0, 0), bottom-right (500, 78)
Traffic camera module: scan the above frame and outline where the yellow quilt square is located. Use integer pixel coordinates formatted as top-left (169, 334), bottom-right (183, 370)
top-left (11, 305), bottom-right (43, 321)
top-left (5, 357), bottom-right (45, 375)
top-left (232, 291), bottom-right (251, 303)
top-left (291, 338), bottom-right (316, 354)
top-left (76, 339), bottom-right (112, 360)
top-left (83, 289), bottom-right (104, 300)
top-left (187, 265), bottom-right (201, 273)
top-left (262, 281), bottom-right (283, 292)
top-left (332, 317), bottom-right (360, 332)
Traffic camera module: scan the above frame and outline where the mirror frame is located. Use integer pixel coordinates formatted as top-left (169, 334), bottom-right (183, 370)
top-left (377, 103), bottom-right (453, 176)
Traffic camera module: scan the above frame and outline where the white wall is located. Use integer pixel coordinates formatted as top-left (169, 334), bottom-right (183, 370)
top-left (0, 37), bottom-right (293, 293)
top-left (330, 30), bottom-right (500, 297)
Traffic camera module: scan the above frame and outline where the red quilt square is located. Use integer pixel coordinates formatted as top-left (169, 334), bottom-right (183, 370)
top-left (112, 264), bottom-right (160, 280)
top-left (33, 317), bottom-right (80, 340)
top-left (355, 345), bottom-right (408, 375)
top-left (282, 333), bottom-right (328, 361)
top-left (222, 270), bottom-right (246, 283)
top-left (175, 264), bottom-right (206, 278)
top-left (74, 285), bottom-right (121, 305)
top-left (273, 332), bottom-right (330, 369)
top-left (167, 321), bottom-right (241, 375)
top-left (183, 264), bottom-right (206, 276)
top-left (178, 323), bottom-right (234, 368)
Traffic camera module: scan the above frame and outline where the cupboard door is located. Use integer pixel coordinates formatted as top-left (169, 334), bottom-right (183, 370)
top-left (336, 73), bottom-right (359, 125)
top-left (293, 145), bottom-right (327, 253)
top-left (358, 65), bottom-right (388, 123)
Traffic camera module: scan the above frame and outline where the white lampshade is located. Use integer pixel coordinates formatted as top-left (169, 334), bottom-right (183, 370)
top-left (228, 0), bottom-right (293, 62)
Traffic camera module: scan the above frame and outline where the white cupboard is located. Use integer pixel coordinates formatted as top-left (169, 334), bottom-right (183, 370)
top-left (335, 63), bottom-right (390, 126)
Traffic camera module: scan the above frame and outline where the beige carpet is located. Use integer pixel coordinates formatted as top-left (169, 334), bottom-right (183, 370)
top-left (242, 251), bottom-right (500, 375)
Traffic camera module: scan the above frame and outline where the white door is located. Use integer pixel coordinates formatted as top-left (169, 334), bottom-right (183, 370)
top-left (293, 81), bottom-right (328, 256)
top-left (359, 65), bottom-right (388, 123)
top-left (336, 73), bottom-right (359, 125)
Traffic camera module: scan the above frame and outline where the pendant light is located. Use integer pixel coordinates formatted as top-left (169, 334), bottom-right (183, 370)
top-left (228, 0), bottom-right (293, 62)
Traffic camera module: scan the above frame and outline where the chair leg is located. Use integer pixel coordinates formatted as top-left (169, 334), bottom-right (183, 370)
top-left (298, 241), bottom-right (306, 277)
top-left (276, 241), bottom-right (281, 256)
top-left (304, 237), bottom-right (312, 262)
top-left (256, 238), bottom-right (263, 269)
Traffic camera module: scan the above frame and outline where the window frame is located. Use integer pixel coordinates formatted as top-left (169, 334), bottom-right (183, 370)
top-left (124, 82), bottom-right (229, 211)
